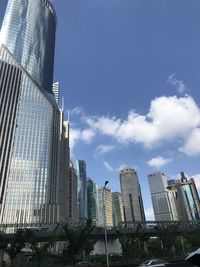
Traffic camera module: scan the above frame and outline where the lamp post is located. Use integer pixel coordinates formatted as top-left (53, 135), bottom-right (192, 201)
top-left (103, 180), bottom-right (109, 267)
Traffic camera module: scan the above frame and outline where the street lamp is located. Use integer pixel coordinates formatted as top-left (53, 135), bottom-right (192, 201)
top-left (103, 180), bottom-right (109, 267)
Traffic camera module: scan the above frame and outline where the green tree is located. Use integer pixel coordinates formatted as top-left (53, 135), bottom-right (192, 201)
top-left (5, 229), bottom-right (26, 267)
top-left (24, 228), bottom-right (55, 267)
top-left (62, 218), bottom-right (97, 266)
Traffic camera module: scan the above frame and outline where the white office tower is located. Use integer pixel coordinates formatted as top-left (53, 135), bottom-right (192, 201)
top-left (148, 172), bottom-right (178, 221)
top-left (112, 192), bottom-right (125, 226)
top-left (120, 167), bottom-right (145, 221)
top-left (98, 187), bottom-right (113, 227)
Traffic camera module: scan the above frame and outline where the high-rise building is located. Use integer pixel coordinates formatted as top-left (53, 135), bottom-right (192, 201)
top-left (87, 178), bottom-right (99, 225)
top-left (112, 192), bottom-right (124, 226)
top-left (148, 172), bottom-right (178, 221)
top-left (120, 167), bottom-right (145, 221)
top-left (98, 187), bottom-right (113, 227)
top-left (0, 0), bottom-right (61, 225)
top-left (76, 160), bottom-right (88, 224)
top-left (58, 116), bottom-right (70, 224)
top-left (168, 172), bottom-right (200, 221)
top-left (68, 161), bottom-right (78, 224)
top-left (0, 0), bottom-right (56, 93)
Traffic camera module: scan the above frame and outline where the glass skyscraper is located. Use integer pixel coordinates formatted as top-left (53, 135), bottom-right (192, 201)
top-left (0, 0), bottom-right (56, 93)
top-left (87, 178), bottom-right (99, 225)
top-left (169, 172), bottom-right (200, 221)
top-left (0, 0), bottom-right (60, 225)
top-left (76, 160), bottom-right (88, 224)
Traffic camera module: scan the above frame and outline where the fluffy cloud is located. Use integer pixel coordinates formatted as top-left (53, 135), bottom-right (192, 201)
top-left (147, 156), bottom-right (171, 168)
top-left (84, 95), bottom-right (200, 149)
top-left (179, 129), bottom-right (200, 156)
top-left (167, 73), bottom-right (188, 94)
top-left (94, 144), bottom-right (115, 157)
top-left (103, 161), bottom-right (114, 172)
top-left (69, 128), bottom-right (95, 151)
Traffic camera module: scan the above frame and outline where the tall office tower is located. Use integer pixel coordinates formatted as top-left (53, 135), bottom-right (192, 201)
top-left (148, 172), bottom-right (178, 221)
top-left (0, 0), bottom-right (56, 93)
top-left (87, 178), bottom-right (99, 225)
top-left (173, 172), bottom-right (200, 221)
top-left (120, 167), bottom-right (145, 221)
top-left (68, 161), bottom-right (78, 224)
top-left (112, 192), bottom-right (124, 226)
top-left (0, 0), bottom-right (60, 225)
top-left (58, 116), bottom-right (70, 224)
top-left (98, 187), bottom-right (113, 227)
top-left (76, 160), bottom-right (88, 224)
top-left (52, 82), bottom-right (60, 107)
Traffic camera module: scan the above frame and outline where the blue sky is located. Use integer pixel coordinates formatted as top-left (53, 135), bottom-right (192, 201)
top-left (1, 0), bottom-right (200, 219)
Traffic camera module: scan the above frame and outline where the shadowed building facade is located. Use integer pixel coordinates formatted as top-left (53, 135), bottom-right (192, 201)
top-left (120, 167), bottom-right (145, 222)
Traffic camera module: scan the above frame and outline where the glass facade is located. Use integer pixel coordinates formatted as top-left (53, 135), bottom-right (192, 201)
top-left (87, 178), bottom-right (99, 225)
top-left (0, 0), bottom-right (56, 93)
top-left (0, 45), bottom-right (59, 224)
top-left (76, 160), bottom-right (88, 224)
top-left (177, 176), bottom-right (200, 221)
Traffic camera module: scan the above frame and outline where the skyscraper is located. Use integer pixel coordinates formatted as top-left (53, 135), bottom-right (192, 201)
top-left (112, 192), bottom-right (124, 226)
top-left (148, 172), bottom-right (178, 221)
top-left (98, 187), bottom-right (113, 227)
top-left (76, 160), bottom-right (88, 224)
top-left (168, 172), bottom-right (200, 221)
top-left (68, 161), bottom-right (78, 224)
top-left (0, 0), bottom-right (56, 93)
top-left (87, 178), bottom-right (99, 225)
top-left (120, 167), bottom-right (145, 221)
top-left (0, 0), bottom-right (61, 225)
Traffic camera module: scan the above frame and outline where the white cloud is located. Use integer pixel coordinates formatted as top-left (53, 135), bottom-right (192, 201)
top-left (70, 106), bottom-right (83, 116)
top-left (69, 128), bottom-right (95, 152)
top-left (94, 144), bottom-right (115, 158)
top-left (147, 156), bottom-right (171, 169)
top-left (70, 128), bottom-right (81, 152)
top-left (83, 95), bottom-right (200, 149)
top-left (103, 161), bottom-right (114, 172)
top-left (167, 73), bottom-right (188, 94)
top-left (179, 128), bottom-right (200, 156)
top-left (81, 129), bottom-right (95, 143)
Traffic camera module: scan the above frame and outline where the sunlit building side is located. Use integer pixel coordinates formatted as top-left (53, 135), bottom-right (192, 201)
top-left (98, 187), bottom-right (113, 227)
top-left (0, 45), bottom-right (60, 224)
top-left (148, 172), bottom-right (178, 221)
top-left (112, 192), bottom-right (124, 226)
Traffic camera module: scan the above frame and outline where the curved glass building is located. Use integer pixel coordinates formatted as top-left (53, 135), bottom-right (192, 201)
top-left (0, 0), bottom-right (62, 226)
top-left (0, 0), bottom-right (56, 93)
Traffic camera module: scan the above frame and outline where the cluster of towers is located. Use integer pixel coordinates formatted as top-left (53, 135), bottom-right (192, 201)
top-left (0, 0), bottom-right (200, 228)
top-left (148, 171), bottom-right (200, 221)
top-left (72, 164), bottom-right (200, 227)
